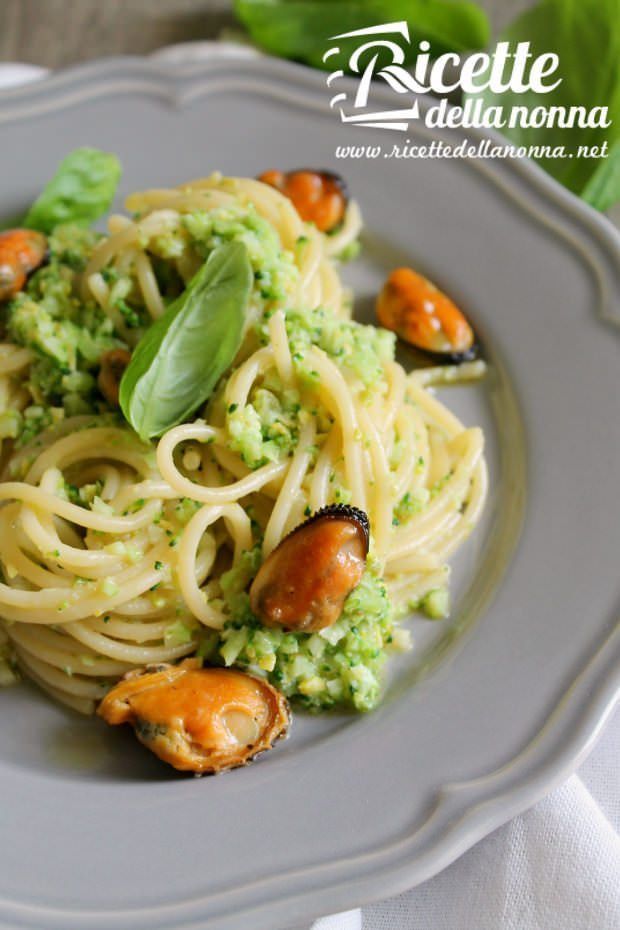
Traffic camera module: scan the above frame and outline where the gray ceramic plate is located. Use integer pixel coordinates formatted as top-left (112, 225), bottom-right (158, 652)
top-left (0, 53), bottom-right (619, 930)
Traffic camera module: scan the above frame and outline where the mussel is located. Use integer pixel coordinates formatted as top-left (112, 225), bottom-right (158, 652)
top-left (258, 169), bottom-right (348, 233)
top-left (377, 267), bottom-right (476, 362)
top-left (97, 660), bottom-right (290, 774)
top-left (98, 348), bottom-right (131, 407)
top-left (249, 504), bottom-right (369, 633)
top-left (0, 229), bottom-right (47, 302)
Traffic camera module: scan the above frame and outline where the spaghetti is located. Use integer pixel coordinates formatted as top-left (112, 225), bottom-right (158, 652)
top-left (0, 174), bottom-right (486, 713)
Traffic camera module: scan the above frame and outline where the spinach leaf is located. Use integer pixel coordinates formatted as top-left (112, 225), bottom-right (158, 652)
top-left (24, 147), bottom-right (121, 233)
top-left (119, 242), bottom-right (252, 441)
top-left (234, 0), bottom-right (489, 70)
top-left (467, 0), bottom-right (620, 205)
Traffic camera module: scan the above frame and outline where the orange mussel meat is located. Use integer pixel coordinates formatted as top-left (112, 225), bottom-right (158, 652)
top-left (0, 228), bottom-right (47, 301)
top-left (250, 505), bottom-right (369, 633)
top-left (377, 267), bottom-right (475, 360)
top-left (258, 169), bottom-right (347, 233)
top-left (98, 662), bottom-right (290, 774)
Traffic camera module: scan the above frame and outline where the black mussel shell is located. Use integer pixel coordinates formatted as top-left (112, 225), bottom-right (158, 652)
top-left (290, 503), bottom-right (369, 554)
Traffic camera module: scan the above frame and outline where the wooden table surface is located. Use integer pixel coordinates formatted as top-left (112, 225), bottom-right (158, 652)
top-left (1, 0), bottom-right (531, 69)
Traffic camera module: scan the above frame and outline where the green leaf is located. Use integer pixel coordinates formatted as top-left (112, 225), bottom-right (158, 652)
top-left (234, 0), bottom-right (490, 69)
top-left (467, 0), bottom-right (620, 204)
top-left (581, 141), bottom-right (620, 212)
top-left (24, 148), bottom-right (121, 233)
top-left (119, 242), bottom-right (252, 441)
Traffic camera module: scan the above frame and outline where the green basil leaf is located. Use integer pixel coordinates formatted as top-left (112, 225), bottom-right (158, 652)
top-left (24, 148), bottom-right (121, 233)
top-left (119, 242), bottom-right (252, 441)
top-left (467, 0), bottom-right (620, 204)
top-left (582, 141), bottom-right (620, 212)
top-left (233, 0), bottom-right (490, 70)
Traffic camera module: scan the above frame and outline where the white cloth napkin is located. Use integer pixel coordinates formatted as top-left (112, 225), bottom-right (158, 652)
top-left (0, 53), bottom-right (617, 930)
top-left (311, 710), bottom-right (620, 930)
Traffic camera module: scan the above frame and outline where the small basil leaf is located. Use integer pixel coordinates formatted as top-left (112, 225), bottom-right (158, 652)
top-left (119, 242), bottom-right (252, 441)
top-left (24, 147), bottom-right (121, 233)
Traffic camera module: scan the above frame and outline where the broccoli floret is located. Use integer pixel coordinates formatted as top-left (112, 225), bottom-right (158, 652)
top-left (5, 228), bottom-right (125, 426)
top-left (216, 555), bottom-right (396, 712)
